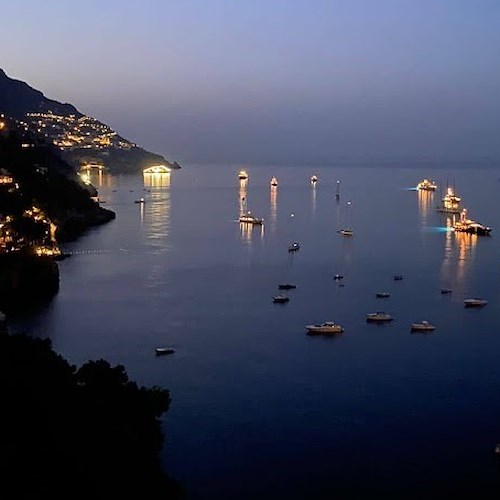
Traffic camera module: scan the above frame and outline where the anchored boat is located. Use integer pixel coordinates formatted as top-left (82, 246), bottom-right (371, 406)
top-left (410, 320), bottom-right (436, 332)
top-left (306, 322), bottom-right (344, 335)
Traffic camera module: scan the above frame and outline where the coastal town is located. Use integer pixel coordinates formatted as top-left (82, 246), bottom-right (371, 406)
top-left (22, 111), bottom-right (136, 151)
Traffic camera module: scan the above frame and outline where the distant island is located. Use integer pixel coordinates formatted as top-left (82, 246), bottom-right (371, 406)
top-left (0, 68), bottom-right (180, 173)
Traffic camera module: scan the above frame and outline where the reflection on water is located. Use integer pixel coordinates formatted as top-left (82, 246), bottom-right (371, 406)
top-left (417, 189), bottom-right (433, 227)
top-left (440, 216), bottom-right (477, 292)
top-left (335, 180), bottom-right (341, 201)
top-left (311, 183), bottom-right (317, 216)
top-left (239, 221), bottom-right (264, 245)
top-left (141, 174), bottom-right (172, 290)
top-left (270, 185), bottom-right (277, 231)
top-left (143, 172), bottom-right (171, 188)
top-left (12, 166), bottom-right (500, 500)
top-left (86, 169), bottom-right (114, 190)
top-left (239, 178), bottom-right (248, 216)
top-left (142, 175), bottom-right (171, 252)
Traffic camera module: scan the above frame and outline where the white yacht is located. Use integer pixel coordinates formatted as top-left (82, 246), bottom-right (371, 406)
top-left (464, 298), bottom-right (488, 308)
top-left (436, 187), bottom-right (461, 214)
top-left (270, 176), bottom-right (278, 187)
top-left (338, 228), bottom-right (353, 236)
top-left (239, 211), bottom-right (263, 225)
top-left (306, 322), bottom-right (344, 335)
top-left (452, 209), bottom-right (491, 236)
top-left (416, 179), bottom-right (437, 191)
top-left (366, 312), bottom-right (393, 323)
top-left (410, 321), bottom-right (436, 332)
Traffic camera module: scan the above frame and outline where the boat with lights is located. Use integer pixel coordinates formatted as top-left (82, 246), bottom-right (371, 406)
top-left (288, 242), bottom-right (300, 252)
top-left (239, 211), bottom-right (263, 225)
top-left (416, 179), bottom-right (437, 191)
top-left (306, 322), bottom-right (344, 335)
top-left (452, 209), bottom-right (491, 235)
top-left (310, 175), bottom-right (318, 185)
top-left (437, 187), bottom-right (461, 214)
top-left (270, 176), bottom-right (278, 187)
top-left (238, 170), bottom-right (249, 180)
top-left (143, 165), bottom-right (171, 174)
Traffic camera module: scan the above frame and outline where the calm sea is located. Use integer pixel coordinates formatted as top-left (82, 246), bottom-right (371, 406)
top-left (11, 164), bottom-right (500, 499)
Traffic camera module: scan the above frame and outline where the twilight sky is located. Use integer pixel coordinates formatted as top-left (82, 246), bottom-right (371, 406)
top-left (2, 0), bottom-right (500, 165)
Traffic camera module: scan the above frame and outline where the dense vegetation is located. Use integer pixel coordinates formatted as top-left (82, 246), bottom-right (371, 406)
top-left (0, 328), bottom-right (183, 497)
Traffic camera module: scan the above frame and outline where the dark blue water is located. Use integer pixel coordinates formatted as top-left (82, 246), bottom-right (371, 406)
top-left (12, 165), bottom-right (500, 498)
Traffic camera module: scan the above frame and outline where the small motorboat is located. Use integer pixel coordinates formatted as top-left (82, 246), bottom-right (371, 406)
top-left (155, 347), bottom-right (175, 355)
top-left (273, 294), bottom-right (290, 304)
top-left (376, 292), bottom-right (390, 298)
top-left (366, 312), bottom-right (393, 323)
top-left (270, 176), bottom-right (278, 187)
top-left (278, 283), bottom-right (297, 290)
top-left (440, 288), bottom-right (452, 294)
top-left (288, 242), bottom-right (300, 252)
top-left (464, 298), bottom-right (488, 308)
top-left (333, 274), bottom-right (344, 280)
top-left (306, 322), bottom-right (344, 335)
top-left (410, 320), bottom-right (436, 332)
top-left (393, 275), bottom-right (403, 281)
top-left (310, 175), bottom-right (318, 185)
top-left (134, 198), bottom-right (145, 204)
top-left (238, 170), bottom-right (249, 180)
top-left (338, 228), bottom-right (353, 236)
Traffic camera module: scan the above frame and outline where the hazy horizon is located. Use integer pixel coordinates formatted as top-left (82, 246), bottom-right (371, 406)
top-left (3, 0), bottom-right (500, 166)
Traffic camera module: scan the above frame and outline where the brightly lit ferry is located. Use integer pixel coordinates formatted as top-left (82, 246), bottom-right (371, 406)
top-left (416, 178), bottom-right (437, 191)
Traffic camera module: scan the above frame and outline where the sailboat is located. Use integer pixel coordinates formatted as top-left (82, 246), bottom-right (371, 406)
top-left (338, 201), bottom-right (353, 236)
